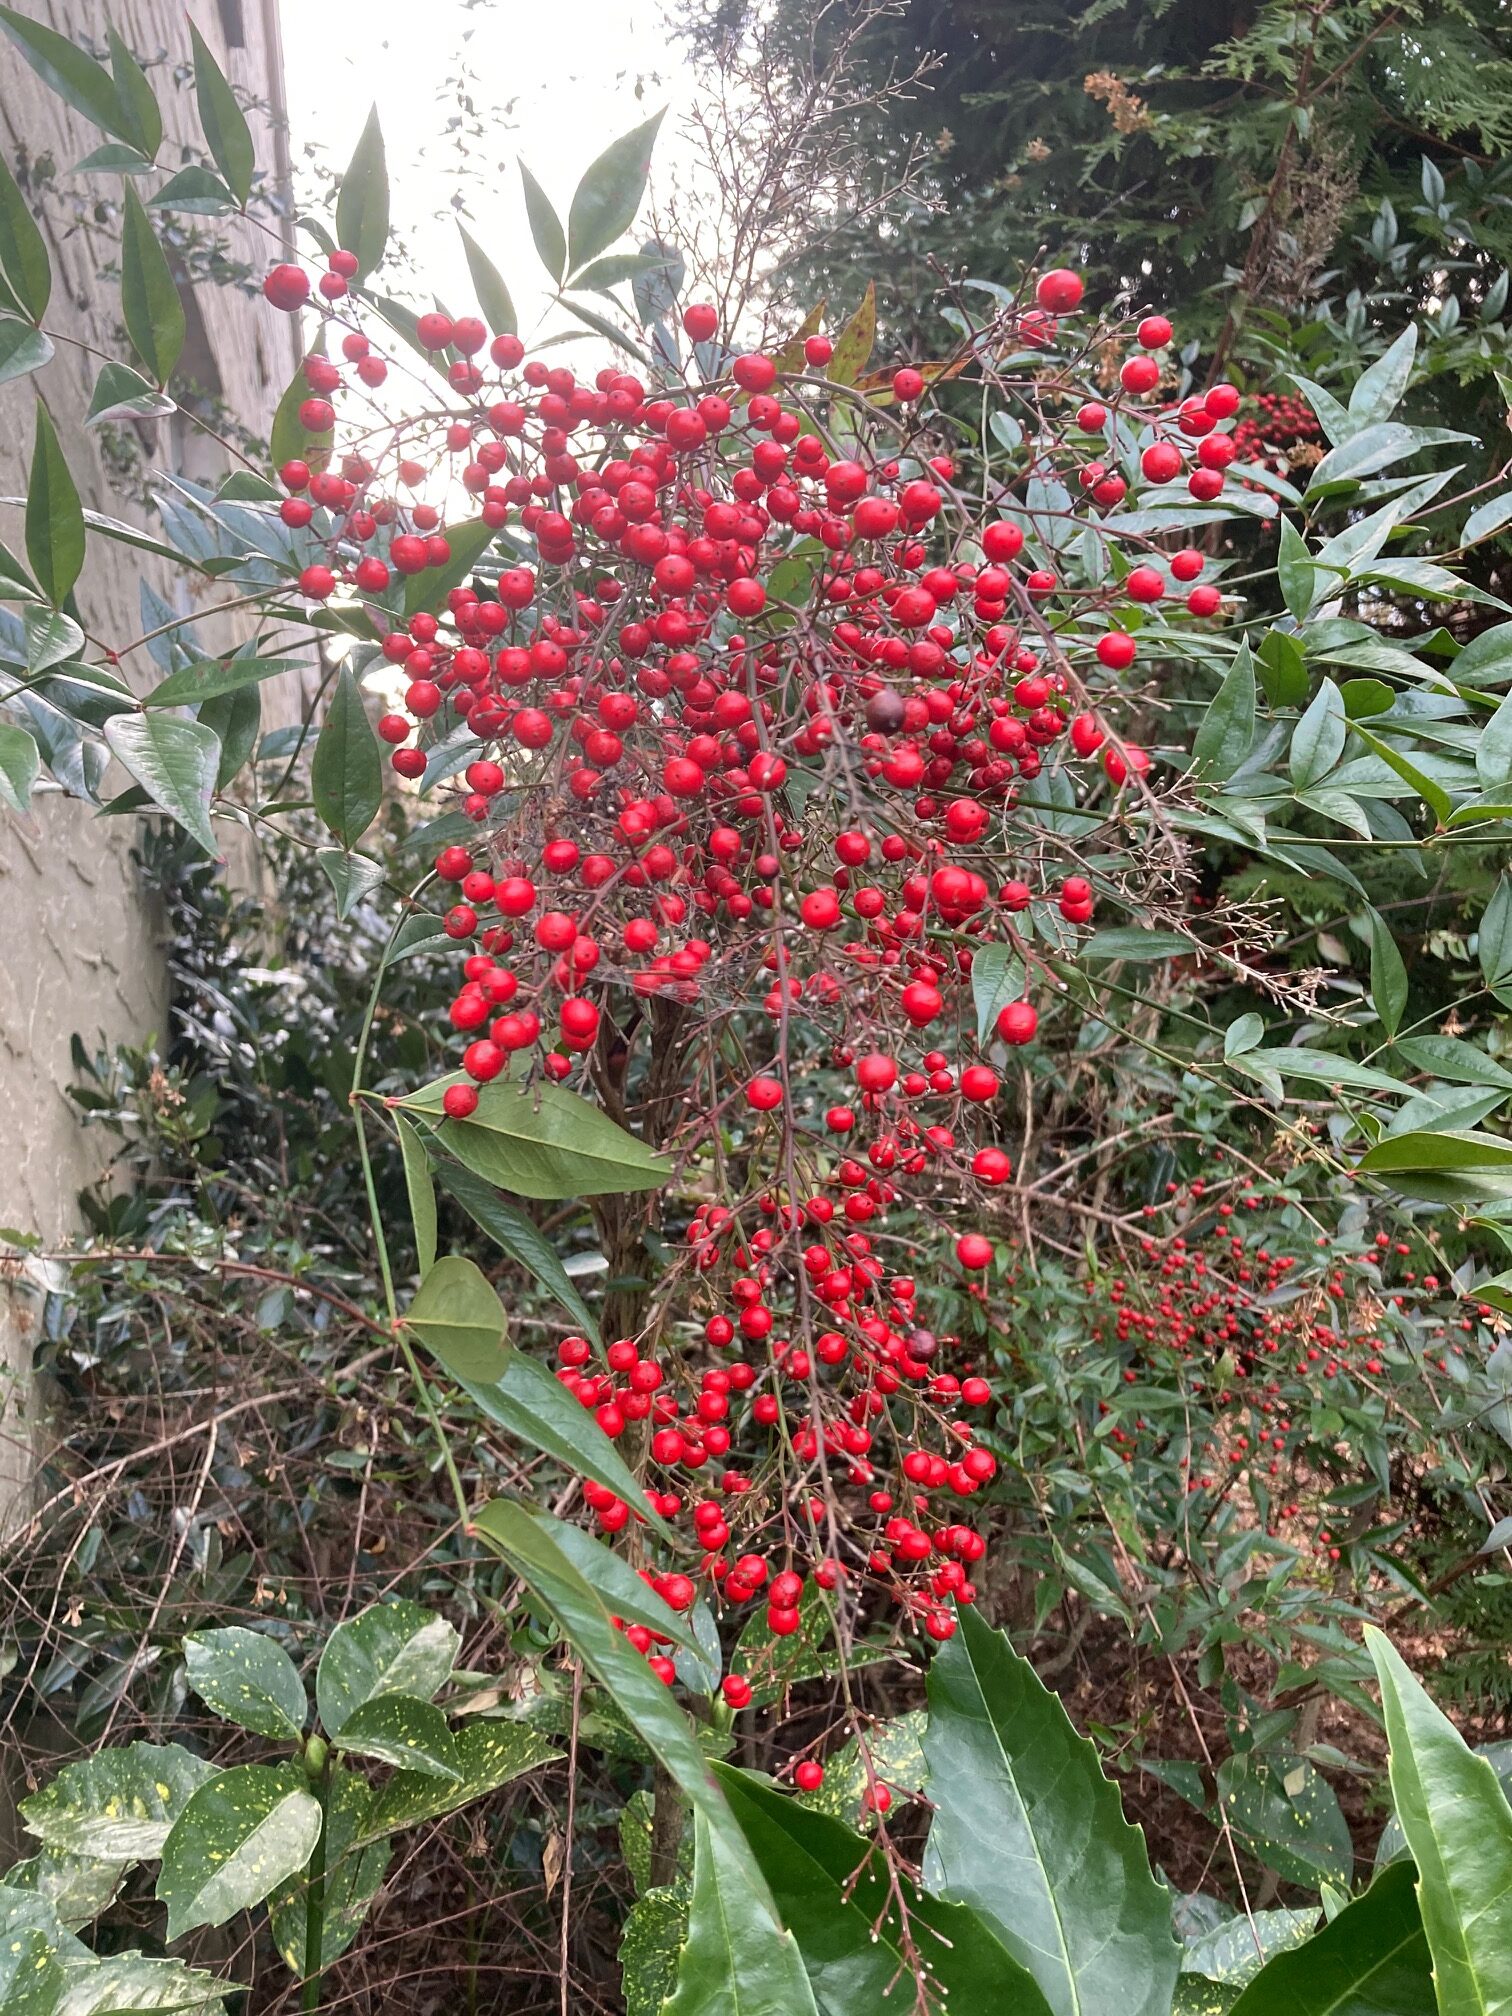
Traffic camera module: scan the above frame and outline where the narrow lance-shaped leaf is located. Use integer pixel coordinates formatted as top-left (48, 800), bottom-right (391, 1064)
top-left (1192, 641), bottom-right (1256, 781)
top-left (565, 110), bottom-right (664, 274)
top-left (403, 1255), bottom-right (509, 1384)
top-left (0, 317), bottom-right (52, 387)
top-left (188, 23), bottom-right (254, 205)
top-left (310, 666), bottom-right (382, 849)
top-left (457, 223), bottom-right (516, 336)
top-left (0, 723), bottom-right (40, 813)
top-left (335, 107), bottom-right (389, 281)
top-left (0, 7), bottom-right (134, 141)
top-left (25, 403), bottom-right (84, 607)
top-left (0, 155), bottom-right (50, 322)
top-left (828, 280), bottom-right (877, 386)
top-left (105, 26), bottom-right (161, 162)
top-left (398, 1074), bottom-right (670, 1200)
top-left (120, 185), bottom-right (185, 386)
top-left (434, 1159), bottom-right (597, 1339)
top-left (395, 1114), bottom-right (438, 1275)
top-left (519, 160), bottom-right (567, 282)
top-left (1369, 908), bottom-right (1409, 1039)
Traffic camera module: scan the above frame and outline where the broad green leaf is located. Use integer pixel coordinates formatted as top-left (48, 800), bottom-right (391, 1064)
top-left (1183, 1912), bottom-right (1320, 1989)
top-left (713, 1765), bottom-right (1055, 2016)
top-left (1308, 424), bottom-right (1474, 495)
top-left (0, 1887), bottom-right (89, 1963)
top-left (53, 1954), bottom-right (231, 2016)
top-left (334, 1693), bottom-right (461, 1780)
top-left (86, 360), bottom-right (173, 426)
top-left (402, 516), bottom-right (496, 618)
top-left (0, 1926), bottom-right (64, 2016)
top-left (1356, 1129), bottom-right (1512, 1206)
top-left (1228, 1862), bottom-right (1430, 2016)
top-left (1480, 878), bottom-right (1512, 990)
top-left (315, 1600), bottom-right (459, 1738)
top-left (662, 1807), bottom-right (820, 2016)
top-left (1193, 642), bottom-right (1256, 780)
top-left (310, 667), bottom-right (382, 849)
top-left (335, 107), bottom-right (389, 281)
top-left (105, 26), bottom-right (160, 161)
top-left (146, 166), bottom-right (234, 214)
top-left (183, 1627), bottom-right (307, 1741)
top-left (1259, 628), bottom-right (1309, 708)
top-left (0, 155), bottom-right (49, 321)
top-left (1374, 1744), bottom-right (1512, 1871)
top-left (801, 1710), bottom-right (926, 1822)
top-left (404, 1254), bottom-right (509, 1383)
top-left (357, 1719), bottom-right (562, 1846)
top-left (188, 23), bottom-right (253, 205)
top-left (1216, 1753), bottom-right (1352, 1891)
top-left (457, 223), bottom-right (516, 335)
top-left (434, 1160), bottom-right (597, 1339)
top-left (620, 1884), bottom-right (688, 2016)
top-left (566, 110), bottom-right (664, 274)
top-left (1368, 909), bottom-right (1409, 1038)
top-left (922, 1603), bottom-right (1180, 2016)
top-left (395, 1113), bottom-right (438, 1273)
top-left (25, 404), bottom-right (84, 607)
top-left (970, 942), bottom-right (1026, 1045)
top-left (317, 845), bottom-right (384, 922)
top-left (146, 655), bottom-right (300, 708)
top-left (20, 1742), bottom-right (218, 1859)
top-left (24, 606), bottom-right (84, 674)
top-left (0, 722), bottom-right (39, 813)
top-left (1394, 1037), bottom-right (1512, 1091)
top-left (269, 1770), bottom-right (389, 1975)
top-left (1290, 680), bottom-right (1348, 791)
top-left (0, 7), bottom-right (132, 141)
top-left (519, 159), bottom-right (567, 282)
top-left (829, 279), bottom-right (877, 386)
top-left (398, 1074), bottom-right (670, 1200)
top-left (103, 714), bottom-right (220, 855)
top-left (120, 186), bottom-right (185, 386)
top-left (0, 1848), bottom-right (128, 1930)
top-left (1349, 327), bottom-right (1417, 429)
top-left (1366, 1627), bottom-right (1512, 2016)
top-left (1463, 492), bottom-right (1512, 549)
top-left (0, 318), bottom-right (52, 386)
top-left (156, 1763), bottom-right (320, 1940)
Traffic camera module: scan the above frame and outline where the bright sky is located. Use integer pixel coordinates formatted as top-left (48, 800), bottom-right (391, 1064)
top-left (280, 0), bottom-right (698, 340)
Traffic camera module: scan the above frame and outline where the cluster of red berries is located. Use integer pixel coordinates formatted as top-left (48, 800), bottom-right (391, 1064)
top-left (1231, 392), bottom-right (1325, 480)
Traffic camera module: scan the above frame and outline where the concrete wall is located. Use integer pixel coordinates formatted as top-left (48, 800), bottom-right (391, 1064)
top-left (0, 0), bottom-right (298, 1502)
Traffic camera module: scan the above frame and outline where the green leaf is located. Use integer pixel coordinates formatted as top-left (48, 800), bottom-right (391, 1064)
top-left (922, 1603), bottom-right (1180, 2016)
top-left (1080, 928), bottom-right (1191, 962)
top-left (1369, 909), bottom-right (1409, 1038)
top-left (404, 1254), bottom-right (509, 1384)
top-left (1278, 519), bottom-right (1318, 621)
top-left (519, 160), bottom-right (567, 282)
top-left (1193, 641), bottom-right (1256, 780)
top-left (402, 516), bottom-right (496, 618)
top-left (433, 1160), bottom-right (596, 1339)
top-left (357, 1719), bottom-right (561, 1846)
top-left (1351, 725), bottom-right (1452, 827)
top-left (334, 107), bottom-right (389, 281)
top-left (1349, 326), bottom-right (1418, 429)
top-left (310, 667), bottom-right (382, 849)
top-left (620, 1884), bottom-right (688, 2016)
top-left (183, 1627), bottom-right (307, 1742)
top-left (103, 714), bottom-right (220, 855)
top-left (1228, 1862), bottom-right (1431, 2016)
top-left (146, 165), bottom-right (234, 214)
top-left (1480, 878), bottom-right (1512, 990)
top-left (1290, 680), bottom-right (1348, 791)
top-left (566, 110), bottom-right (664, 274)
top-left (970, 942), bottom-right (1026, 1045)
top-left (20, 1743), bottom-right (218, 1859)
top-left (1356, 1129), bottom-right (1512, 1206)
top-left (1307, 424), bottom-right (1473, 495)
top-left (662, 1807), bottom-right (820, 2016)
top-left (1259, 628), bottom-right (1309, 708)
top-left (25, 404), bottom-right (84, 607)
top-left (269, 1770), bottom-right (389, 1975)
top-left (398, 1075), bottom-right (670, 1200)
top-left (1463, 492), bottom-right (1512, 549)
top-left (0, 155), bottom-right (49, 321)
top-left (86, 360), bottom-right (173, 426)
top-left (0, 317), bottom-right (52, 386)
top-left (269, 347), bottom-right (333, 474)
top-left (1366, 1627), bottom-right (1512, 2016)
top-left (1216, 1754), bottom-right (1353, 1891)
top-left (0, 722), bottom-right (39, 813)
top-left (1183, 1912), bottom-right (1320, 1990)
top-left (713, 1765), bottom-right (1055, 2016)
top-left (54, 1954), bottom-right (231, 2016)
top-left (1394, 1037), bottom-right (1512, 1091)
top-left (457, 223), bottom-right (516, 335)
top-left (0, 1848), bottom-right (128, 1931)
top-left (0, 1926), bottom-right (64, 2016)
top-left (334, 1694), bottom-right (462, 1780)
top-left (0, 8), bottom-right (133, 141)
top-left (146, 655), bottom-right (299, 708)
top-left (119, 186), bottom-right (184, 386)
top-left (188, 23), bottom-right (253, 204)
top-left (202, 682), bottom-right (260, 788)
top-left (396, 1114), bottom-right (437, 1274)
top-left (828, 279), bottom-right (877, 386)
top-left (799, 1710), bottom-right (925, 1822)
top-left (24, 605), bottom-right (83, 674)
top-left (105, 26), bottom-right (160, 161)
top-left (1476, 693), bottom-right (1512, 790)
top-left (315, 1599), bottom-right (459, 1738)
top-left (156, 1763), bottom-right (320, 1940)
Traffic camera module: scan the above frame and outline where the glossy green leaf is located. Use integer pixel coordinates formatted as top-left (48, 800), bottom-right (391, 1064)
top-left (1193, 641), bottom-right (1257, 780)
top-left (566, 110), bottom-right (663, 274)
top-left (1369, 909), bottom-right (1409, 1038)
top-left (1278, 518), bottom-right (1318, 621)
top-left (86, 360), bottom-right (173, 426)
top-left (0, 722), bottom-right (39, 812)
top-left (24, 606), bottom-right (83, 674)
top-left (922, 1603), bottom-right (1180, 2016)
top-left (105, 27), bottom-right (160, 161)
top-left (1228, 1862), bottom-right (1431, 2016)
top-left (1081, 928), bottom-right (1192, 962)
top-left (713, 1764), bottom-right (1055, 2016)
top-left (519, 160), bottom-right (567, 282)
top-left (0, 1847), bottom-right (127, 1931)
top-left (1366, 1627), bottom-right (1512, 2016)
top-left (1183, 1912), bottom-right (1320, 1990)
top-left (20, 1742), bottom-right (218, 1860)
top-left (395, 1114), bottom-right (438, 1274)
top-left (0, 1924), bottom-right (64, 2016)
top-left (0, 318), bottom-right (52, 386)
top-left (120, 186), bottom-right (184, 386)
top-left (1479, 878), bottom-right (1512, 990)
top-left (434, 1160), bottom-right (597, 1339)
top-left (828, 279), bottom-right (877, 386)
top-left (316, 846), bottom-right (384, 920)
top-left (146, 166), bottom-right (234, 214)
top-left (269, 1770), bottom-right (389, 1975)
top-left (156, 1763), bottom-right (321, 1939)
top-left (404, 1254), bottom-right (509, 1384)
top-left (358, 1719), bottom-right (562, 1845)
top-left (25, 404), bottom-right (84, 608)
top-left (970, 942), bottom-right (1026, 1045)
top-left (0, 154), bottom-right (50, 322)
top-left (183, 1627), bottom-right (307, 1741)
top-left (457, 223), bottom-right (516, 335)
top-left (1349, 327), bottom-right (1417, 429)
top-left (662, 1806), bottom-right (820, 2016)
top-left (1462, 492), bottom-right (1512, 550)
top-left (103, 714), bottom-right (220, 856)
top-left (1216, 1753), bottom-right (1353, 1891)
top-left (53, 1953), bottom-right (231, 2016)
top-left (334, 1693), bottom-right (462, 1780)
top-left (202, 681), bottom-right (260, 788)
top-left (315, 1600), bottom-right (459, 1738)
top-left (620, 1884), bottom-right (688, 2016)
top-left (310, 666), bottom-right (382, 849)
top-left (335, 107), bottom-right (389, 281)
top-left (145, 655), bottom-right (299, 709)
top-left (0, 7), bottom-right (133, 141)
top-left (1352, 725), bottom-right (1452, 827)
top-left (402, 516), bottom-right (496, 618)
top-left (800, 1710), bottom-right (925, 1821)
top-left (188, 23), bottom-right (253, 205)
top-left (1290, 680), bottom-right (1347, 791)
top-left (398, 1075), bottom-right (670, 1200)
